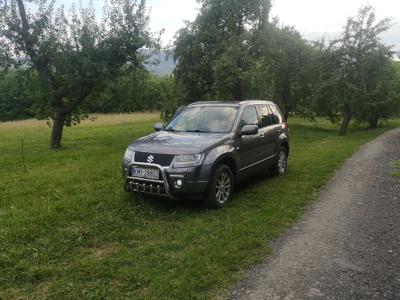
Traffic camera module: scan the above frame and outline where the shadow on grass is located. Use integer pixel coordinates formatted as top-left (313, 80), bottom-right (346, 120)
top-left (290, 123), bottom-right (335, 135)
top-left (123, 170), bottom-right (277, 215)
top-left (235, 171), bottom-right (275, 193)
top-left (125, 192), bottom-right (205, 215)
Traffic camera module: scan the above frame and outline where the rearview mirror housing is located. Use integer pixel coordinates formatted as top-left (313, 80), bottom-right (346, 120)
top-left (154, 122), bottom-right (164, 131)
top-left (240, 125), bottom-right (259, 136)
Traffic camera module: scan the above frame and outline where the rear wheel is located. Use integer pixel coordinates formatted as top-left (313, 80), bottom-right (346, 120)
top-left (204, 164), bottom-right (234, 209)
top-left (270, 147), bottom-right (288, 176)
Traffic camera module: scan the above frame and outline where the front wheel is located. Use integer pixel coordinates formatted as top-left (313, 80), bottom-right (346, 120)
top-left (270, 147), bottom-right (288, 176)
top-left (204, 164), bottom-right (234, 209)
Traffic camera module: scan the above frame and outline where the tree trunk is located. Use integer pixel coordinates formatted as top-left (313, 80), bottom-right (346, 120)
top-left (368, 117), bottom-right (378, 129)
top-left (339, 111), bottom-right (352, 135)
top-left (279, 71), bottom-right (291, 121)
top-left (283, 105), bottom-right (291, 121)
top-left (233, 80), bottom-right (243, 101)
top-left (284, 110), bottom-right (289, 121)
top-left (50, 111), bottom-right (66, 149)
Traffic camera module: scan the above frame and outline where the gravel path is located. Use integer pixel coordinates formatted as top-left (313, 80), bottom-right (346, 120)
top-left (230, 128), bottom-right (400, 300)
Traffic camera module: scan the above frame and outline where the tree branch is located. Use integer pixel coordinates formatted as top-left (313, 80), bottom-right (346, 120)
top-left (63, 81), bottom-right (96, 114)
top-left (15, 0), bottom-right (38, 60)
top-left (16, 0), bottom-right (56, 91)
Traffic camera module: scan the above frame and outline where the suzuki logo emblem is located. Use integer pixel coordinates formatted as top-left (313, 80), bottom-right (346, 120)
top-left (147, 155), bottom-right (155, 163)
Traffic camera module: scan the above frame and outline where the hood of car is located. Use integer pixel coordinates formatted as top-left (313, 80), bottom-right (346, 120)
top-left (130, 130), bottom-right (231, 155)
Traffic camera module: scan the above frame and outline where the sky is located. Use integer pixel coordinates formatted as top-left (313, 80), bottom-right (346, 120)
top-left (271, 0), bottom-right (400, 49)
top-left (55, 0), bottom-right (400, 49)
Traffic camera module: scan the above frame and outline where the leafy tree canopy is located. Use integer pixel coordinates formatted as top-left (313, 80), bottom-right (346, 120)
top-left (312, 5), bottom-right (399, 134)
top-left (0, 0), bottom-right (158, 148)
top-left (173, 0), bottom-right (271, 102)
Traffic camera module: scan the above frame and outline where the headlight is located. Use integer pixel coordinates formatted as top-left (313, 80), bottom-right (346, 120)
top-left (124, 148), bottom-right (135, 163)
top-left (173, 153), bottom-right (204, 168)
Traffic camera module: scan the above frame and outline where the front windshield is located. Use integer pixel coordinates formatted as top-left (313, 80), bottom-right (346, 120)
top-left (165, 106), bottom-right (238, 133)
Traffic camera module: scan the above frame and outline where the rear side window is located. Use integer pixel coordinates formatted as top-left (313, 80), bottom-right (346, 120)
top-left (270, 104), bottom-right (284, 123)
top-left (257, 105), bottom-right (270, 127)
top-left (257, 105), bottom-right (279, 127)
top-left (241, 106), bottom-right (259, 126)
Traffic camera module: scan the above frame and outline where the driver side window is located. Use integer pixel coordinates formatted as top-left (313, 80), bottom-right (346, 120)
top-left (241, 106), bottom-right (259, 126)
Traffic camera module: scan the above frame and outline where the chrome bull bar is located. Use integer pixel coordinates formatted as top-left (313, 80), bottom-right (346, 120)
top-left (126, 161), bottom-right (174, 199)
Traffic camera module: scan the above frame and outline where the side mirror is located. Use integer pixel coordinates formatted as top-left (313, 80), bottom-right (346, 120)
top-left (241, 125), bottom-right (259, 136)
top-left (154, 122), bottom-right (164, 131)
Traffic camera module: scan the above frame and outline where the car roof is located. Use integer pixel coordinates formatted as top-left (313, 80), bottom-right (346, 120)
top-left (188, 100), bottom-right (275, 107)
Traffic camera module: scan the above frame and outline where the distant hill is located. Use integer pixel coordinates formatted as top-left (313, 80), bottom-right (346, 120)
top-left (146, 51), bottom-right (176, 76)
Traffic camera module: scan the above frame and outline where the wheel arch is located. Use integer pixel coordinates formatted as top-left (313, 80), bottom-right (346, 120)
top-left (280, 140), bottom-right (290, 156)
top-left (212, 154), bottom-right (237, 181)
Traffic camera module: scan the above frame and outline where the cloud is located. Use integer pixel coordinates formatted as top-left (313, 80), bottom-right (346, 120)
top-left (147, 0), bottom-right (199, 45)
top-left (271, 0), bottom-right (400, 48)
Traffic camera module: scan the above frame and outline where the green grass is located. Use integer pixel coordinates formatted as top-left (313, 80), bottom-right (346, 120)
top-left (1, 116), bottom-right (399, 299)
top-left (393, 160), bottom-right (400, 177)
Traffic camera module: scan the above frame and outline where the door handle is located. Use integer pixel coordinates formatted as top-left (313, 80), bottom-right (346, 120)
top-left (259, 134), bottom-right (265, 139)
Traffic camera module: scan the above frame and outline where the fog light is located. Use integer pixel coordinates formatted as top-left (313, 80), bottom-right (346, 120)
top-left (174, 179), bottom-right (183, 189)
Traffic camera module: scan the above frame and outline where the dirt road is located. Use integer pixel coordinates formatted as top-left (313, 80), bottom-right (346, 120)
top-left (230, 128), bottom-right (400, 299)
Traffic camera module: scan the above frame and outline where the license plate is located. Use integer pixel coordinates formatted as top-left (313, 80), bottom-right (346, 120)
top-left (131, 167), bottom-right (160, 180)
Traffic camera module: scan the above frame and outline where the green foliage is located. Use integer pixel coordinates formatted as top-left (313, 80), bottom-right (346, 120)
top-left (354, 58), bottom-right (400, 127)
top-left (1, 115), bottom-right (399, 299)
top-left (88, 71), bottom-right (174, 113)
top-left (173, 0), bottom-right (314, 118)
top-left (1, 1), bottom-right (399, 140)
top-left (173, 0), bottom-right (271, 103)
top-left (0, 68), bottom-right (176, 121)
top-left (311, 6), bottom-right (400, 133)
top-left (261, 21), bottom-right (314, 118)
top-left (0, 70), bottom-right (32, 121)
top-left (0, 0), bottom-right (158, 147)
top-left (394, 62), bottom-right (400, 81)
top-left (173, 4), bottom-right (399, 133)
top-left (0, 69), bottom-right (50, 121)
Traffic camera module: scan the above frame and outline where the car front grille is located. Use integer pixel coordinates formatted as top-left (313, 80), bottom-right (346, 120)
top-left (134, 152), bottom-right (175, 167)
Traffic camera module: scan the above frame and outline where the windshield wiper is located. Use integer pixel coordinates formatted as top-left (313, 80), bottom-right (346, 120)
top-left (185, 129), bottom-right (209, 133)
top-left (165, 128), bottom-right (180, 132)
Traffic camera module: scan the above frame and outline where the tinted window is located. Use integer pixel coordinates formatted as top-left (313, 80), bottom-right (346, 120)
top-left (165, 106), bottom-right (238, 133)
top-left (257, 105), bottom-right (278, 127)
top-left (241, 106), bottom-right (259, 126)
top-left (257, 105), bottom-right (271, 127)
top-left (270, 104), bottom-right (284, 123)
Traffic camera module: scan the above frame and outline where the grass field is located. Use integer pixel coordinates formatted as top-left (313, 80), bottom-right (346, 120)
top-left (393, 161), bottom-right (400, 177)
top-left (1, 114), bottom-right (399, 299)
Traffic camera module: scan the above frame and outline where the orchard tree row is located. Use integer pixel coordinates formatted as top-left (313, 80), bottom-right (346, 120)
top-left (0, 0), bottom-right (399, 148)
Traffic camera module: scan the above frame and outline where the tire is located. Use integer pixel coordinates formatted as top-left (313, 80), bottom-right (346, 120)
top-left (270, 146), bottom-right (288, 176)
top-left (204, 164), bottom-right (234, 209)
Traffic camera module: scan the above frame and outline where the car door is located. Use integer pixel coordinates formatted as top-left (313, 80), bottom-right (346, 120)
top-left (256, 105), bottom-right (278, 159)
top-left (237, 106), bottom-right (265, 171)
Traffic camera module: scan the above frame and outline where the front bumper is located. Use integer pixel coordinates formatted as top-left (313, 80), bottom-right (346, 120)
top-left (123, 161), bottom-right (209, 199)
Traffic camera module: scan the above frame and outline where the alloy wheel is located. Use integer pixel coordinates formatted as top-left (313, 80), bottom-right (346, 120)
top-left (278, 150), bottom-right (287, 175)
top-left (215, 170), bottom-right (232, 204)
